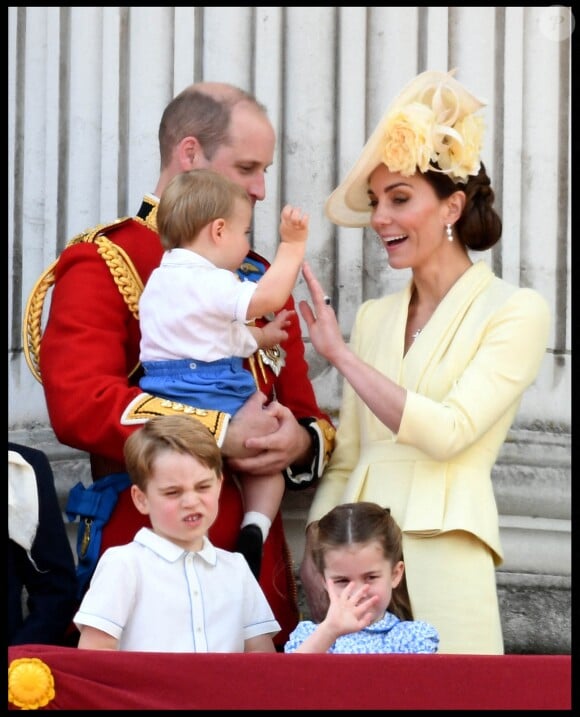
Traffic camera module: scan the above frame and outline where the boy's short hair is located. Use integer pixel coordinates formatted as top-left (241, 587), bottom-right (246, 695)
top-left (123, 415), bottom-right (222, 491)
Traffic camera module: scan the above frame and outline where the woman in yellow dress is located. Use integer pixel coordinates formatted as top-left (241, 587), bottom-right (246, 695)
top-left (298, 69), bottom-right (550, 654)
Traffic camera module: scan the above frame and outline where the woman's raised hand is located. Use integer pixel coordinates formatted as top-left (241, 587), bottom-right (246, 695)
top-left (299, 262), bottom-right (346, 363)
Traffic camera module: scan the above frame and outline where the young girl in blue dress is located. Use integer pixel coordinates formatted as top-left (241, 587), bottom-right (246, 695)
top-left (285, 502), bottom-right (438, 654)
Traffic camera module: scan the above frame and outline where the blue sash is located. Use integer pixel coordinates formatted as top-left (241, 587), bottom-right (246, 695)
top-left (65, 472), bottom-right (131, 599)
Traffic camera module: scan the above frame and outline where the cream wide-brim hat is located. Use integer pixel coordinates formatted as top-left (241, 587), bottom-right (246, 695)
top-left (325, 69), bottom-right (486, 228)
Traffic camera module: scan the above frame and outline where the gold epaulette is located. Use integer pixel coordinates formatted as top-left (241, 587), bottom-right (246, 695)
top-left (121, 394), bottom-right (230, 447)
top-left (22, 218), bottom-right (144, 384)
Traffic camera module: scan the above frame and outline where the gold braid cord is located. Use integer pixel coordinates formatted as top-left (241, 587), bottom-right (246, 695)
top-left (22, 218), bottom-right (139, 384)
top-left (94, 236), bottom-right (143, 320)
top-left (23, 260), bottom-right (58, 383)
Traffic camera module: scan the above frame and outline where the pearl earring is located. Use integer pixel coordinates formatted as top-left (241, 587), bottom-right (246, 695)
top-left (445, 223), bottom-right (453, 242)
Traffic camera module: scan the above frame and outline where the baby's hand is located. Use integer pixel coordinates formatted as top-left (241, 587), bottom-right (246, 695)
top-left (260, 309), bottom-right (295, 348)
top-left (280, 204), bottom-right (309, 244)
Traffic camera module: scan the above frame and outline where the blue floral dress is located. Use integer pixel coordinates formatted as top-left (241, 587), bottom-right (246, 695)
top-left (284, 611), bottom-right (439, 653)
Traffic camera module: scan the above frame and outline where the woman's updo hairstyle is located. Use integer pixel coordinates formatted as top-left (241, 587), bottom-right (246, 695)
top-left (424, 163), bottom-right (502, 252)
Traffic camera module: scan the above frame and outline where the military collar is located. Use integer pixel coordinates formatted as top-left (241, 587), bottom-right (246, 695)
top-left (136, 195), bottom-right (158, 232)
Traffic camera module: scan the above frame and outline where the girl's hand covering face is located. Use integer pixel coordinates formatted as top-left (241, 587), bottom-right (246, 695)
top-left (324, 578), bottom-right (380, 634)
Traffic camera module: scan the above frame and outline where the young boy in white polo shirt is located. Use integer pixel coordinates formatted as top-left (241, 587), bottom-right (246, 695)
top-left (74, 414), bottom-right (280, 652)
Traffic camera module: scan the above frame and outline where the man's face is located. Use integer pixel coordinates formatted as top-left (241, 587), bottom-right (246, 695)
top-left (202, 103), bottom-right (276, 206)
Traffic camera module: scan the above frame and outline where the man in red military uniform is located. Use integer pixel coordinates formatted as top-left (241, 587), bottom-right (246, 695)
top-left (38, 83), bottom-right (335, 649)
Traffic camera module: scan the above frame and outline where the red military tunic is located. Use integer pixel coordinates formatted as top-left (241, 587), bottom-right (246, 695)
top-left (39, 196), bottom-right (335, 647)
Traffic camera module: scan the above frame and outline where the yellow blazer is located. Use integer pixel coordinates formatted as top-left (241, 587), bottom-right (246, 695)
top-left (308, 261), bottom-right (551, 565)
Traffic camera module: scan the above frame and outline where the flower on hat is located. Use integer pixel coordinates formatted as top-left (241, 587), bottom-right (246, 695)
top-left (382, 103), bottom-right (435, 177)
top-left (435, 113), bottom-right (485, 180)
top-left (381, 76), bottom-right (485, 183)
top-left (8, 657), bottom-right (55, 710)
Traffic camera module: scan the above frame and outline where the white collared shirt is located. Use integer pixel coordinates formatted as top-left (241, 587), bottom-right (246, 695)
top-left (74, 528), bottom-right (280, 652)
top-left (139, 249), bottom-right (258, 362)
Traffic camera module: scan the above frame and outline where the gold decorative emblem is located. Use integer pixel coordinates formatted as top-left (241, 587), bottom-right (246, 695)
top-left (259, 346), bottom-right (286, 377)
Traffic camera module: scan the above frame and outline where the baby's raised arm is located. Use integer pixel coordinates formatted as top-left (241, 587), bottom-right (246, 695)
top-left (247, 205), bottom-right (309, 319)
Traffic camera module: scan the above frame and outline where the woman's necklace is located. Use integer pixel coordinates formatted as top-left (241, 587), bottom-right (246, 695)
top-left (411, 328), bottom-right (422, 340)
